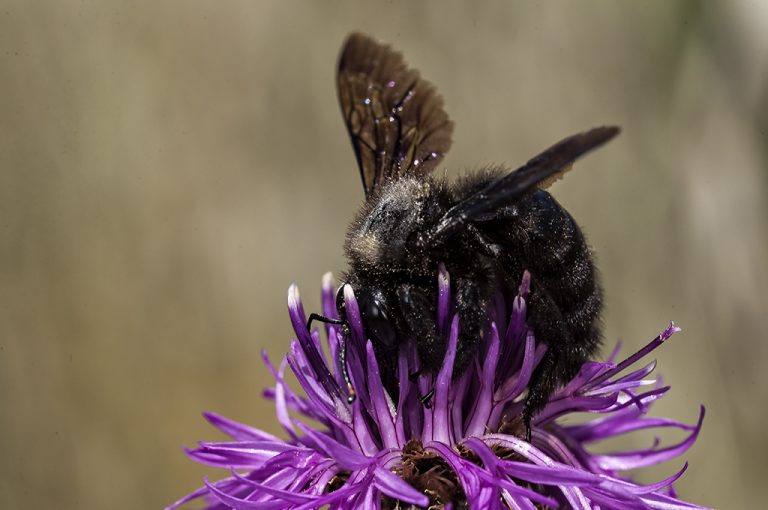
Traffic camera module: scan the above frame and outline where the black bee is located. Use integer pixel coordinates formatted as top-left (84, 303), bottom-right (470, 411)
top-left (309, 33), bottom-right (619, 436)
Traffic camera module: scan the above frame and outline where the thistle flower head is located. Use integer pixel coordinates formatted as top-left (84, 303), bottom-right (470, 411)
top-left (169, 266), bottom-right (709, 509)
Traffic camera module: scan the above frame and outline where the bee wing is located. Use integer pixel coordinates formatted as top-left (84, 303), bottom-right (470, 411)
top-left (419, 126), bottom-right (620, 247)
top-left (337, 33), bottom-right (453, 197)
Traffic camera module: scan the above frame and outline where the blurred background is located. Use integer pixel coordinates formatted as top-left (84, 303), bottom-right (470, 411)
top-left (1, 1), bottom-right (766, 508)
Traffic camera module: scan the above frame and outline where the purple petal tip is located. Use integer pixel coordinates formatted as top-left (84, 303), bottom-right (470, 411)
top-left (661, 321), bottom-right (682, 341)
top-left (287, 284), bottom-right (301, 311)
top-left (322, 272), bottom-right (334, 291)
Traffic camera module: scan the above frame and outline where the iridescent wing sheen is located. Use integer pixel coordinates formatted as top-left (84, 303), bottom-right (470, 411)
top-left (337, 33), bottom-right (454, 196)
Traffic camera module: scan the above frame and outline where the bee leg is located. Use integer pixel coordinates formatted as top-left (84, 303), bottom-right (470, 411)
top-left (453, 273), bottom-right (493, 374)
top-left (474, 205), bottom-right (518, 223)
top-left (466, 223), bottom-right (504, 258)
top-left (397, 283), bottom-right (445, 407)
top-left (406, 369), bottom-right (436, 407)
top-left (396, 283), bottom-right (440, 370)
top-left (523, 280), bottom-right (574, 439)
top-left (418, 388), bottom-right (435, 408)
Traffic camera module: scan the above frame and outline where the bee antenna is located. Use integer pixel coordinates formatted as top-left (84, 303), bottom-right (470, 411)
top-left (305, 313), bottom-right (356, 403)
top-left (339, 332), bottom-right (357, 404)
top-left (306, 313), bottom-right (345, 331)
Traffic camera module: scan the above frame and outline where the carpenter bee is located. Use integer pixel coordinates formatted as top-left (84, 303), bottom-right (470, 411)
top-left (309, 33), bottom-right (619, 436)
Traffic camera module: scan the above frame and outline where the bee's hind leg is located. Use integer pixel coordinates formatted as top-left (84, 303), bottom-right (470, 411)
top-left (397, 283), bottom-right (439, 369)
top-left (523, 279), bottom-right (580, 441)
top-left (397, 283), bottom-right (440, 406)
top-left (452, 271), bottom-right (494, 376)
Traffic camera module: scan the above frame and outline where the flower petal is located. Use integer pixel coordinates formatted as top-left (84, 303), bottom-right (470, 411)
top-left (203, 412), bottom-right (281, 442)
top-left (364, 341), bottom-right (399, 449)
top-left (464, 322), bottom-right (501, 437)
top-left (294, 420), bottom-right (369, 470)
top-left (431, 314), bottom-right (460, 444)
top-left (594, 407), bottom-right (705, 470)
top-left (288, 285), bottom-right (342, 401)
top-left (373, 466), bottom-right (429, 506)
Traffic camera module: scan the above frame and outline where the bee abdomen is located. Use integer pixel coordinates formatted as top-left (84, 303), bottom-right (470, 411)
top-left (563, 284), bottom-right (602, 333)
top-left (522, 191), bottom-right (603, 347)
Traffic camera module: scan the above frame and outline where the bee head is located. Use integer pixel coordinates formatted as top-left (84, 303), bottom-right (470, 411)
top-left (345, 178), bottom-right (445, 271)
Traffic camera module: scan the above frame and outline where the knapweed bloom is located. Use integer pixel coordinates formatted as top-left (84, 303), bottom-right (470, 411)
top-left (169, 267), bottom-right (708, 509)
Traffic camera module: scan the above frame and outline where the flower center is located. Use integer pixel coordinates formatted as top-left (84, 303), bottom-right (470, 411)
top-left (385, 439), bottom-right (467, 510)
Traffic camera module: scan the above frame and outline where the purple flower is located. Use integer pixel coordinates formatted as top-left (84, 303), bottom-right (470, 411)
top-left (169, 266), bottom-right (709, 509)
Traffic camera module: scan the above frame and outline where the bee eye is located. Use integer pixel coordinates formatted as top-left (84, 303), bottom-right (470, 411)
top-left (356, 289), bottom-right (397, 348)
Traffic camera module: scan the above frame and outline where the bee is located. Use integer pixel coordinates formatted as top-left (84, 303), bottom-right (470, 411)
top-left (309, 33), bottom-right (619, 437)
